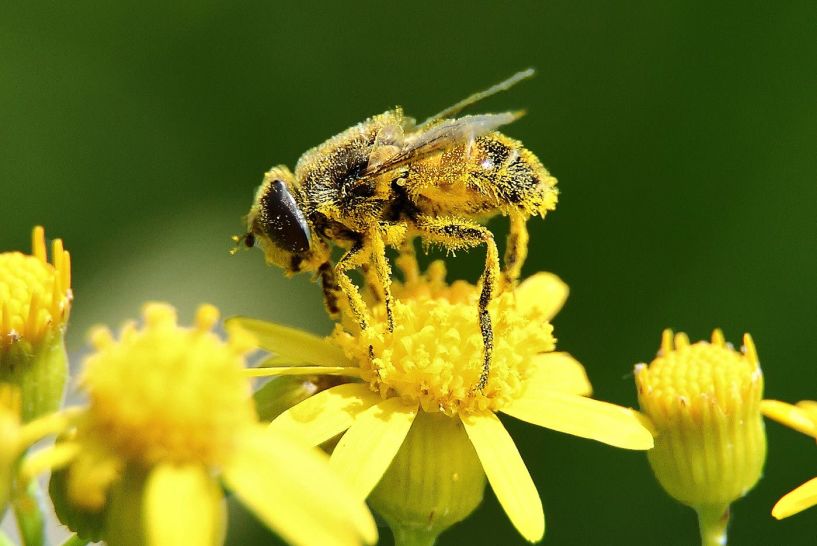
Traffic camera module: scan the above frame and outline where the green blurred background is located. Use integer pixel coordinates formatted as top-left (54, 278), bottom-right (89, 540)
top-left (3, 2), bottom-right (817, 544)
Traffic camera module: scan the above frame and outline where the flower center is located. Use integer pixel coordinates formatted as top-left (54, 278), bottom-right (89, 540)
top-left (636, 331), bottom-right (761, 414)
top-left (0, 227), bottom-right (71, 347)
top-left (331, 261), bottom-right (555, 415)
top-left (79, 303), bottom-right (256, 467)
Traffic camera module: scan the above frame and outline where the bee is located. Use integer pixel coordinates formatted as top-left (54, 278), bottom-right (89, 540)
top-left (237, 69), bottom-right (557, 390)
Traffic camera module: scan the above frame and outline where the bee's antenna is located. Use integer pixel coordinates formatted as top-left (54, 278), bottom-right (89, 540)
top-left (419, 68), bottom-right (535, 127)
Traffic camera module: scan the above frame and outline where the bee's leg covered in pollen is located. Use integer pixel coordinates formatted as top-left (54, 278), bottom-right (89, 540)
top-left (412, 216), bottom-right (499, 391)
top-left (360, 263), bottom-right (384, 304)
top-left (317, 262), bottom-right (342, 320)
top-left (335, 239), bottom-right (372, 330)
top-left (368, 228), bottom-right (395, 332)
top-left (501, 211), bottom-right (529, 289)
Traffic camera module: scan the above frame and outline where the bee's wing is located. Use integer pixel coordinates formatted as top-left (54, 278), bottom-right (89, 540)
top-left (418, 68), bottom-right (534, 127)
top-left (363, 111), bottom-right (523, 178)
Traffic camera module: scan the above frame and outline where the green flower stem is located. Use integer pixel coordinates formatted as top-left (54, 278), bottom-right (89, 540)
top-left (696, 504), bottom-right (729, 546)
top-left (12, 479), bottom-right (45, 546)
top-left (0, 334), bottom-right (68, 423)
top-left (391, 525), bottom-right (438, 546)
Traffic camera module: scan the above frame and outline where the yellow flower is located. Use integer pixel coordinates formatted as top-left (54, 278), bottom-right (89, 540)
top-left (0, 226), bottom-right (72, 421)
top-left (762, 399), bottom-right (817, 519)
top-left (35, 303), bottom-right (376, 546)
top-left (635, 329), bottom-right (765, 546)
top-left (231, 258), bottom-right (653, 543)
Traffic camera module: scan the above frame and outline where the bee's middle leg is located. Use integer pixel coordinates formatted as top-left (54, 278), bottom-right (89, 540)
top-left (502, 211), bottom-right (529, 289)
top-left (413, 216), bottom-right (500, 391)
top-left (369, 226), bottom-right (395, 332)
top-left (335, 240), bottom-right (371, 330)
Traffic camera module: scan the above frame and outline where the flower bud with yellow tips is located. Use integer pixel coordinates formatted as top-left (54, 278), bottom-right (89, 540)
top-left (0, 227), bottom-right (72, 422)
top-left (635, 329), bottom-right (765, 546)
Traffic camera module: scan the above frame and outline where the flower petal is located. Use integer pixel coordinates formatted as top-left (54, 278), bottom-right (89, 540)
top-left (245, 366), bottom-right (361, 378)
top-left (145, 463), bottom-right (224, 546)
top-left (461, 412), bottom-right (543, 542)
top-left (761, 400), bottom-right (817, 438)
top-left (225, 317), bottom-right (351, 366)
top-left (270, 383), bottom-right (382, 446)
top-left (516, 272), bottom-right (568, 321)
top-left (773, 476), bottom-right (817, 519)
top-left (330, 397), bottom-right (418, 498)
top-left (525, 352), bottom-right (592, 396)
top-left (223, 427), bottom-right (377, 546)
top-left (502, 390), bottom-right (653, 450)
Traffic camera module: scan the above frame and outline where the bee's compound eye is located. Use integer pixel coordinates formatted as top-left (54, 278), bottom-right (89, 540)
top-left (243, 233), bottom-right (255, 247)
top-left (258, 180), bottom-right (311, 253)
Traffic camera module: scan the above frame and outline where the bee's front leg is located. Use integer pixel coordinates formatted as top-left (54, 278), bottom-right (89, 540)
top-left (335, 240), bottom-right (371, 331)
top-left (369, 225), bottom-right (397, 332)
top-left (317, 262), bottom-right (342, 321)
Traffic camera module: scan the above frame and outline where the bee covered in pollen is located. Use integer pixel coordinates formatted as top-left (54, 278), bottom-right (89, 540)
top-left (236, 69), bottom-right (558, 390)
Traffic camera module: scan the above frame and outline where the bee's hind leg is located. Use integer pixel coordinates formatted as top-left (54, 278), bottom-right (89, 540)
top-left (413, 216), bottom-right (500, 391)
top-left (335, 240), bottom-right (371, 330)
top-left (501, 211), bottom-right (529, 289)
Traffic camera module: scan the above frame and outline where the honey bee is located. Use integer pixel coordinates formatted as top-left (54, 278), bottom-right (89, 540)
top-left (237, 69), bottom-right (557, 390)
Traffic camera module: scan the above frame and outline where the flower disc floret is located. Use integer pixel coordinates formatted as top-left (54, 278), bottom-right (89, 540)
top-left (332, 262), bottom-right (555, 415)
top-left (80, 303), bottom-right (256, 467)
top-left (0, 226), bottom-right (71, 347)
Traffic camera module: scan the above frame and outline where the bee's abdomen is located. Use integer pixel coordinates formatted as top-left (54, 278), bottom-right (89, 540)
top-left (474, 133), bottom-right (558, 218)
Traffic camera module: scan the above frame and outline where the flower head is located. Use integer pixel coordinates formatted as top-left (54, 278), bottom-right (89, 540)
top-left (44, 303), bottom-right (375, 546)
top-left (762, 399), bottom-right (817, 519)
top-left (0, 226), bottom-right (72, 421)
top-left (232, 257), bottom-right (653, 543)
top-left (635, 329), bottom-right (765, 545)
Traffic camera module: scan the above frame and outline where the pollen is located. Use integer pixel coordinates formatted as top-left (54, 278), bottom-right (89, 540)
top-left (331, 260), bottom-right (555, 415)
top-left (79, 303), bottom-right (256, 467)
top-left (0, 226), bottom-right (72, 347)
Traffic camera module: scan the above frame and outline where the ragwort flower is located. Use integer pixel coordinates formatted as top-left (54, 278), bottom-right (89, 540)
top-left (762, 398), bottom-right (817, 519)
top-left (0, 226), bottom-right (72, 421)
top-left (231, 257), bottom-right (653, 544)
top-left (37, 302), bottom-right (376, 546)
top-left (635, 330), bottom-right (765, 546)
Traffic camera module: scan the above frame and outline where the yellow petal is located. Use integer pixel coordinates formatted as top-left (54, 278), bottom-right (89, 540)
top-left (270, 383), bottom-right (382, 446)
top-left (515, 272), bottom-right (568, 321)
top-left (330, 397), bottom-right (418, 498)
top-left (772, 476), bottom-right (817, 519)
top-left (525, 352), bottom-right (592, 396)
top-left (145, 464), bottom-right (224, 546)
top-left (19, 442), bottom-right (81, 484)
top-left (796, 400), bottom-right (817, 423)
top-left (761, 400), bottom-right (817, 437)
top-left (502, 390), bottom-right (654, 450)
top-left (461, 412), bottom-right (543, 542)
top-left (245, 366), bottom-right (361, 378)
top-left (225, 317), bottom-right (351, 367)
top-left (223, 427), bottom-right (377, 546)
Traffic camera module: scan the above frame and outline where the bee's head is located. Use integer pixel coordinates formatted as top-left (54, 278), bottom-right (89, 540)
top-left (242, 166), bottom-right (325, 273)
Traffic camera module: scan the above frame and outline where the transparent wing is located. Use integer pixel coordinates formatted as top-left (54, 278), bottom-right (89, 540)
top-left (362, 111), bottom-right (524, 179)
top-left (419, 68), bottom-right (535, 127)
